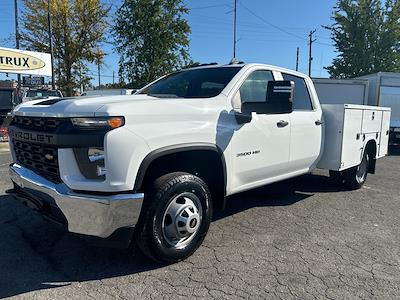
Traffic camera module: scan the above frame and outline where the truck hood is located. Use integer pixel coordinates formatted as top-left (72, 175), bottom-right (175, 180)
top-left (11, 94), bottom-right (226, 150)
top-left (12, 95), bottom-right (159, 117)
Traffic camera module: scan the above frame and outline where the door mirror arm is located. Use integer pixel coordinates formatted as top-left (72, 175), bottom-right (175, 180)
top-left (233, 110), bottom-right (252, 124)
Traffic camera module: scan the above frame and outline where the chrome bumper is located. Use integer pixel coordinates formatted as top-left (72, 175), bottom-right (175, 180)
top-left (9, 163), bottom-right (144, 238)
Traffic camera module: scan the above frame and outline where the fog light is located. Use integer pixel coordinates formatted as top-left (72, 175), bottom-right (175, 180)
top-left (74, 148), bottom-right (106, 179)
top-left (97, 165), bottom-right (107, 177)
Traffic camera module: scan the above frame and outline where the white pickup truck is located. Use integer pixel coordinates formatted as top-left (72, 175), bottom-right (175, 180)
top-left (7, 63), bottom-right (391, 263)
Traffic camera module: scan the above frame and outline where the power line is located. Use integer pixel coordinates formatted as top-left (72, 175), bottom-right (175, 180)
top-left (190, 13), bottom-right (314, 32)
top-left (239, 3), bottom-right (307, 42)
top-left (189, 4), bottom-right (231, 10)
top-left (86, 72), bottom-right (120, 79)
top-left (315, 40), bottom-right (333, 47)
top-left (231, 3), bottom-right (334, 48)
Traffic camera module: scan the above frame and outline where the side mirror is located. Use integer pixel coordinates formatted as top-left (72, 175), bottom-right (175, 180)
top-left (242, 80), bottom-right (294, 114)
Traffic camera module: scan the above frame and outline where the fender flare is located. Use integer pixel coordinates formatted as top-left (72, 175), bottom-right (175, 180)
top-left (134, 143), bottom-right (227, 195)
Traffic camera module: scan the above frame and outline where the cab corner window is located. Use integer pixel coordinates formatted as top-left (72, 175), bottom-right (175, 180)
top-left (239, 70), bottom-right (274, 103)
top-left (282, 73), bottom-right (313, 110)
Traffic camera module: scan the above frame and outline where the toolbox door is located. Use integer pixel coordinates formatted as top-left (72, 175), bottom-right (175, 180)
top-left (341, 109), bottom-right (363, 169)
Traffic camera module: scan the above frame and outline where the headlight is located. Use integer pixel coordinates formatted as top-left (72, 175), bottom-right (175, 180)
top-left (74, 148), bottom-right (106, 179)
top-left (71, 117), bottom-right (124, 130)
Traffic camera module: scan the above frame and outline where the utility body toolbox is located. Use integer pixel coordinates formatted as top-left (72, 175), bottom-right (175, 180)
top-left (318, 104), bottom-right (391, 171)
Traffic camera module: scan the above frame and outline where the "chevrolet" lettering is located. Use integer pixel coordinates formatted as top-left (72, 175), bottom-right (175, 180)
top-left (10, 129), bottom-right (54, 144)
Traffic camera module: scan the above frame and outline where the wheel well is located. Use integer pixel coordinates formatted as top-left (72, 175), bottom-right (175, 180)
top-left (136, 149), bottom-right (226, 211)
top-left (365, 140), bottom-right (377, 174)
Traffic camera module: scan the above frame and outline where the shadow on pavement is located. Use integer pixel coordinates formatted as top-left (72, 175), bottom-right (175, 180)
top-left (0, 172), bottom-right (342, 298)
top-left (214, 172), bottom-right (346, 221)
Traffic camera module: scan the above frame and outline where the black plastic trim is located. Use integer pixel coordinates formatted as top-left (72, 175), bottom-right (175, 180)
top-left (134, 143), bottom-right (227, 197)
top-left (7, 184), bottom-right (68, 226)
top-left (8, 125), bottom-right (106, 148)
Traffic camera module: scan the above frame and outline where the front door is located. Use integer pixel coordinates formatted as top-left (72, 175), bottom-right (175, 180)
top-left (230, 70), bottom-right (291, 194)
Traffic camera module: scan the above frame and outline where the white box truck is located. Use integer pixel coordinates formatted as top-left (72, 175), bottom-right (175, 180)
top-left (7, 63), bottom-right (391, 262)
top-left (358, 72), bottom-right (400, 145)
top-left (313, 78), bottom-right (369, 105)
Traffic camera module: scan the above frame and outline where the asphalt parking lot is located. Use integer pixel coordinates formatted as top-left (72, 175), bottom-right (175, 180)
top-left (0, 149), bottom-right (399, 300)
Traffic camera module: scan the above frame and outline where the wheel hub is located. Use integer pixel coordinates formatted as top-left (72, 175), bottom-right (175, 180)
top-left (162, 193), bottom-right (202, 248)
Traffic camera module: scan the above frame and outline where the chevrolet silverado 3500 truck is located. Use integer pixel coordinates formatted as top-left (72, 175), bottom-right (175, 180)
top-left (7, 63), bottom-right (391, 263)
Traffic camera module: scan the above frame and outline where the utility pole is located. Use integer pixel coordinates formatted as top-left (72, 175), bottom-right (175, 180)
top-left (308, 29), bottom-right (316, 77)
top-left (296, 47), bottom-right (299, 72)
top-left (14, 0), bottom-right (21, 94)
top-left (47, 0), bottom-right (55, 89)
top-left (233, 0), bottom-right (237, 58)
top-left (112, 71), bottom-right (115, 85)
top-left (98, 62), bottom-right (101, 88)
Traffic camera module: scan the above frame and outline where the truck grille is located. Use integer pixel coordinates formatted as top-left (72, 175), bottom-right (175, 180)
top-left (11, 116), bottom-right (68, 132)
top-left (12, 139), bottom-right (61, 183)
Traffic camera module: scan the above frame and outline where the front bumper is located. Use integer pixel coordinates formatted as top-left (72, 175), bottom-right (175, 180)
top-left (8, 163), bottom-right (144, 238)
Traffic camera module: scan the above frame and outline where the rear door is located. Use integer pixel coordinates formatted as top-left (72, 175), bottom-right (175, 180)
top-left (281, 73), bottom-right (323, 172)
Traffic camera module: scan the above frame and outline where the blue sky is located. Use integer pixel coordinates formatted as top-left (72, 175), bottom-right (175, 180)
top-left (0, 0), bottom-right (338, 85)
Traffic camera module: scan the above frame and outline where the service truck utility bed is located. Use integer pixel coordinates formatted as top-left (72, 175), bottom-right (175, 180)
top-left (318, 104), bottom-right (391, 171)
top-left (317, 104), bottom-right (390, 171)
top-left (6, 63), bottom-right (392, 263)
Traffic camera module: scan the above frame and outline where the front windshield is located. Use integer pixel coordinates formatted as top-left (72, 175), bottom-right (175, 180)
top-left (26, 90), bottom-right (61, 98)
top-left (139, 67), bottom-right (242, 98)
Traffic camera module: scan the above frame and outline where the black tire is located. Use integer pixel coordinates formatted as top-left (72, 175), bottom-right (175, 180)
top-left (329, 170), bottom-right (343, 184)
top-left (342, 152), bottom-right (370, 190)
top-left (134, 172), bottom-right (212, 263)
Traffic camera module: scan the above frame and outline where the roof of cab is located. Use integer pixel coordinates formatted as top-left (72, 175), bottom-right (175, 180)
top-left (183, 62), bottom-right (309, 78)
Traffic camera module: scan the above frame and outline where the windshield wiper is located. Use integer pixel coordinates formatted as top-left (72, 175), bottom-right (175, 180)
top-left (147, 93), bottom-right (181, 98)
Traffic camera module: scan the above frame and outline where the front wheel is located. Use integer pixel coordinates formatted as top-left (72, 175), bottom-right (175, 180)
top-left (134, 172), bottom-right (212, 263)
top-left (342, 152), bottom-right (370, 190)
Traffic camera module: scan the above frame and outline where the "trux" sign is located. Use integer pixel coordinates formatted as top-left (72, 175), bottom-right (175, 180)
top-left (0, 47), bottom-right (51, 77)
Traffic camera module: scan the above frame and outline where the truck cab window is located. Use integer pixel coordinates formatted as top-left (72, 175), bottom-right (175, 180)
top-left (139, 67), bottom-right (242, 98)
top-left (239, 70), bottom-right (274, 103)
top-left (282, 73), bottom-right (313, 110)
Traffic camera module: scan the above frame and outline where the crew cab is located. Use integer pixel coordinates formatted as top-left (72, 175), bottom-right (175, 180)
top-left (6, 63), bottom-right (391, 263)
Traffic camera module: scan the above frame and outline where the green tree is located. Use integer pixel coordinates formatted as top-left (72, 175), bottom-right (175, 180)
top-left (113, 0), bottom-right (191, 87)
top-left (21, 0), bottom-right (110, 95)
top-left (326, 0), bottom-right (400, 78)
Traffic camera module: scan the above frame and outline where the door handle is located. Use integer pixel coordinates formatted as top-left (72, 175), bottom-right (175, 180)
top-left (315, 120), bottom-right (324, 126)
top-left (277, 120), bottom-right (289, 128)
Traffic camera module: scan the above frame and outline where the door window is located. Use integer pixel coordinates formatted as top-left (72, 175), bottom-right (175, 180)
top-left (239, 70), bottom-right (274, 103)
top-left (282, 73), bottom-right (313, 110)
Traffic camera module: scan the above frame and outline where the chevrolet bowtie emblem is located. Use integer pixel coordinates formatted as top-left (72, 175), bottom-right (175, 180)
top-left (45, 154), bottom-right (54, 160)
